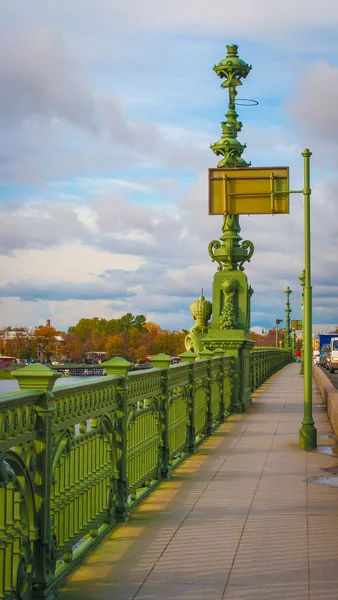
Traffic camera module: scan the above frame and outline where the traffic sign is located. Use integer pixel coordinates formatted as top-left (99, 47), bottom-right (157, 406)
top-left (208, 166), bottom-right (289, 215)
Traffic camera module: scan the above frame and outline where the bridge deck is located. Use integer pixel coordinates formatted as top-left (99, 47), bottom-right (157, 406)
top-left (57, 363), bottom-right (338, 600)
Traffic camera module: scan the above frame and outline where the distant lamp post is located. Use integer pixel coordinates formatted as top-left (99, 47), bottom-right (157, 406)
top-left (284, 287), bottom-right (292, 349)
top-left (292, 329), bottom-right (297, 358)
top-left (276, 319), bottom-right (283, 348)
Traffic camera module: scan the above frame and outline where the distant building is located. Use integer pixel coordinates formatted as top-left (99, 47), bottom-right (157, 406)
top-left (0, 356), bottom-right (15, 367)
top-left (85, 351), bottom-right (106, 363)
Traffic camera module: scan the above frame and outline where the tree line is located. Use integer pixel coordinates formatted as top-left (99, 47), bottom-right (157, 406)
top-left (0, 314), bottom-right (187, 363)
top-left (3, 315), bottom-right (334, 364)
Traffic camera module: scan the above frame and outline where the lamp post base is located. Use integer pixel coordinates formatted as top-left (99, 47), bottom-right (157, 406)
top-left (299, 424), bottom-right (317, 450)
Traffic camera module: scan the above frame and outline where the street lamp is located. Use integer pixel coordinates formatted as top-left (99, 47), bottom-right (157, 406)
top-left (276, 319), bottom-right (283, 348)
top-left (284, 287), bottom-right (292, 349)
top-left (299, 149), bottom-right (317, 449)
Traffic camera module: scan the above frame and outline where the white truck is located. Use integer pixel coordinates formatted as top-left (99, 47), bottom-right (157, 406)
top-left (328, 337), bottom-right (338, 373)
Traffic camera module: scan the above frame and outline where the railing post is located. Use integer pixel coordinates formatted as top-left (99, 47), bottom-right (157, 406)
top-left (198, 349), bottom-right (214, 435)
top-left (213, 348), bottom-right (226, 421)
top-left (102, 358), bottom-right (131, 522)
top-left (180, 351), bottom-right (197, 453)
top-left (150, 354), bottom-right (172, 480)
top-left (251, 350), bottom-right (255, 391)
top-left (13, 364), bottom-right (62, 599)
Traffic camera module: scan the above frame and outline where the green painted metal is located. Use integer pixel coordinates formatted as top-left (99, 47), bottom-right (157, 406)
top-left (284, 287), bottom-right (292, 350)
top-left (194, 45), bottom-right (256, 415)
top-left (208, 44), bottom-right (254, 275)
top-left (299, 150), bottom-right (317, 449)
top-left (210, 44), bottom-right (251, 169)
top-left (275, 319), bottom-right (283, 348)
top-left (251, 348), bottom-right (292, 392)
top-left (0, 346), bottom-right (289, 599)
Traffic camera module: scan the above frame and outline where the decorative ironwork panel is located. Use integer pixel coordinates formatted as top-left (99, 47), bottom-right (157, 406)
top-left (127, 371), bottom-right (162, 404)
top-left (168, 368), bottom-right (190, 459)
top-left (0, 391), bottom-right (39, 450)
top-left (194, 370), bottom-right (208, 437)
top-left (51, 415), bottom-right (117, 559)
top-left (0, 451), bottom-right (38, 600)
top-left (53, 378), bottom-right (119, 430)
top-left (250, 348), bottom-right (292, 391)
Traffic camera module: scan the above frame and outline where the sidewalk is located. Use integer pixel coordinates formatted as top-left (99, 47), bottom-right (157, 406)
top-left (58, 363), bottom-right (338, 600)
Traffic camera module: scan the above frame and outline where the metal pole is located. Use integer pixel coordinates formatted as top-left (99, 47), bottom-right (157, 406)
top-left (299, 149), bottom-right (317, 450)
top-left (284, 287), bottom-right (292, 348)
top-left (275, 319), bottom-right (282, 348)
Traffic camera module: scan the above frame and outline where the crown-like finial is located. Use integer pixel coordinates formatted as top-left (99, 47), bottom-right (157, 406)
top-left (190, 295), bottom-right (212, 328)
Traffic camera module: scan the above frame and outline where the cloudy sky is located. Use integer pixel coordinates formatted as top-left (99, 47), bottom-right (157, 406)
top-left (1, 0), bottom-right (338, 332)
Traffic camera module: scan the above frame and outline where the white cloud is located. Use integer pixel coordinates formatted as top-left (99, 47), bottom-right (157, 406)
top-left (5, 0), bottom-right (337, 42)
top-left (288, 60), bottom-right (338, 144)
top-left (1, 1), bottom-right (338, 332)
top-left (0, 243), bottom-right (144, 285)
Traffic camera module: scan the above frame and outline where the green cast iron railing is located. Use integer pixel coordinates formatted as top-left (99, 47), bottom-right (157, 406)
top-left (0, 347), bottom-right (290, 599)
top-left (250, 347), bottom-right (292, 392)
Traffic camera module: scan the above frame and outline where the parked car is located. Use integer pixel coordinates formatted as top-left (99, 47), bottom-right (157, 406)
top-left (313, 351), bottom-right (320, 364)
top-left (320, 344), bottom-right (330, 368)
top-left (323, 349), bottom-right (331, 369)
top-left (328, 337), bottom-right (338, 373)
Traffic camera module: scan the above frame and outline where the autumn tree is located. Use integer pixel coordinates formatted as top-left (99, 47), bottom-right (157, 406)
top-left (105, 334), bottom-right (124, 359)
top-left (252, 328), bottom-right (285, 347)
top-left (153, 330), bottom-right (186, 357)
top-left (62, 332), bottom-right (83, 362)
top-left (33, 326), bottom-right (62, 362)
top-left (1, 333), bottom-right (31, 359)
top-left (145, 322), bottom-right (162, 335)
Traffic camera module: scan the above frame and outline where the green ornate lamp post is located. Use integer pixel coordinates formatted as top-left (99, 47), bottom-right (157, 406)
top-left (208, 44), bottom-right (254, 274)
top-left (284, 286), bottom-right (292, 349)
top-left (299, 269), bottom-right (305, 375)
top-left (184, 45), bottom-right (317, 445)
top-left (292, 328), bottom-right (297, 357)
top-left (185, 44), bottom-right (255, 413)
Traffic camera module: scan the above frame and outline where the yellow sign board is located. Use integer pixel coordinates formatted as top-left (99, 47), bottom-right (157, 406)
top-left (208, 167), bottom-right (290, 215)
top-left (291, 320), bottom-right (302, 331)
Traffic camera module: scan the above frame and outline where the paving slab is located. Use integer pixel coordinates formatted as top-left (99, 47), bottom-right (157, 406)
top-left (57, 364), bottom-right (338, 600)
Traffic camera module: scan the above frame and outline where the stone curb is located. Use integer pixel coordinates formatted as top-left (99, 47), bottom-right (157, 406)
top-left (313, 364), bottom-right (338, 438)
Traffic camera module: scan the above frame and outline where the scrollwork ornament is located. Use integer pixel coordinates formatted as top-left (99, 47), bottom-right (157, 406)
top-left (239, 240), bottom-right (255, 271)
top-left (208, 240), bottom-right (224, 271)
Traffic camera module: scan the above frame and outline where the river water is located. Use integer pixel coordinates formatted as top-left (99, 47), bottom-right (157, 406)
top-left (0, 376), bottom-right (102, 394)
